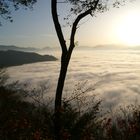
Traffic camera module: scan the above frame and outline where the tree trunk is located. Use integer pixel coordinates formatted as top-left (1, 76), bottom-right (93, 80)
top-left (51, 0), bottom-right (100, 139)
top-left (54, 53), bottom-right (70, 140)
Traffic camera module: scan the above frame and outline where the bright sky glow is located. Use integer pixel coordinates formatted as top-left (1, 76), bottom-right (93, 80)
top-left (0, 0), bottom-right (140, 48)
top-left (116, 9), bottom-right (140, 46)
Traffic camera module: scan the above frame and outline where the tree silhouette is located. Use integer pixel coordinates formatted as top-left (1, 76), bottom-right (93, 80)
top-left (0, 0), bottom-right (36, 25)
top-left (52, 1), bottom-right (127, 139)
top-left (0, 0), bottom-right (131, 139)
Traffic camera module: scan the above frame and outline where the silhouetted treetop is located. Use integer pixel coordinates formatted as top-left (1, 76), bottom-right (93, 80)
top-left (66, 0), bottom-right (107, 15)
top-left (64, 0), bottom-right (128, 16)
top-left (0, 0), bottom-right (130, 25)
top-left (0, 0), bottom-right (37, 24)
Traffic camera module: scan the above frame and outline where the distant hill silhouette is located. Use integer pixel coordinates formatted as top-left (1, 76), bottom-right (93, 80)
top-left (0, 45), bottom-right (38, 52)
top-left (0, 50), bottom-right (57, 68)
top-left (76, 45), bottom-right (140, 50)
top-left (0, 45), bottom-right (60, 52)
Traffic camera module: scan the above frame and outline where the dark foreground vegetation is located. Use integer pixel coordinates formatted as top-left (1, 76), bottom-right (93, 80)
top-left (0, 70), bottom-right (140, 140)
top-left (0, 50), bottom-right (57, 68)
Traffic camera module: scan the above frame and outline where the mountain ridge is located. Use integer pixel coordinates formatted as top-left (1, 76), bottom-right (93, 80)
top-left (1, 44), bottom-right (140, 52)
top-left (0, 45), bottom-right (38, 52)
top-left (0, 50), bottom-right (57, 68)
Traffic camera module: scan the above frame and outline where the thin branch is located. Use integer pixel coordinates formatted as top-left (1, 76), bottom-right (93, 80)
top-left (69, 0), bottom-right (99, 53)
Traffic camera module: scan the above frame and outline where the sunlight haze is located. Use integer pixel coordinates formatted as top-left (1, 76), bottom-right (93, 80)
top-left (0, 0), bottom-right (140, 48)
top-left (115, 9), bottom-right (140, 46)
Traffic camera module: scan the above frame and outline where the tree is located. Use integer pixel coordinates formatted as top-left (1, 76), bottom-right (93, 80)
top-left (0, 0), bottom-right (130, 139)
top-left (51, 0), bottom-right (126, 139)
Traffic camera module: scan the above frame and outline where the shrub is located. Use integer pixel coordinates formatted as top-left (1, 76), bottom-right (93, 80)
top-left (1, 69), bottom-right (140, 140)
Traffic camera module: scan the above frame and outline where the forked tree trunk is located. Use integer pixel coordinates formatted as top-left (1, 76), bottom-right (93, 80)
top-left (51, 0), bottom-right (99, 139)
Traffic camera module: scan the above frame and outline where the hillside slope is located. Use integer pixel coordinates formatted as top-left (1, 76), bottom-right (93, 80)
top-left (0, 50), bottom-right (57, 68)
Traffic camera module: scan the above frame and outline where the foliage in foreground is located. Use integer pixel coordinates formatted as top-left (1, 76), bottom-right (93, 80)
top-left (102, 105), bottom-right (140, 140)
top-left (0, 69), bottom-right (140, 140)
top-left (0, 84), bottom-right (102, 140)
top-left (1, 85), bottom-right (140, 140)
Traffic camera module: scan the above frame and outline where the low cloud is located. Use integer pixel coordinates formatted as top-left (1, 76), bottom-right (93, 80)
top-left (7, 50), bottom-right (140, 110)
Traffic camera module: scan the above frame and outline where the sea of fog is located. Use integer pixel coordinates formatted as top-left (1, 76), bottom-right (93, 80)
top-left (7, 50), bottom-right (140, 110)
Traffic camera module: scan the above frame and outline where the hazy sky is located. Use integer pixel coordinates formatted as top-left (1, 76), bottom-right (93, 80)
top-left (0, 0), bottom-right (140, 48)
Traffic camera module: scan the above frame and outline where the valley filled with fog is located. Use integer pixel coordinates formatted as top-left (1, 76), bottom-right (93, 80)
top-left (7, 50), bottom-right (140, 110)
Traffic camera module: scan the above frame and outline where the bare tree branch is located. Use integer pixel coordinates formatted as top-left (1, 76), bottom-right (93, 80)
top-left (69, 0), bottom-right (99, 53)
